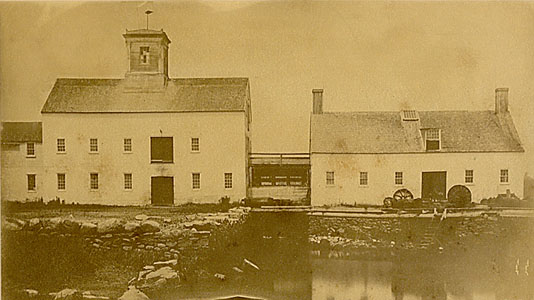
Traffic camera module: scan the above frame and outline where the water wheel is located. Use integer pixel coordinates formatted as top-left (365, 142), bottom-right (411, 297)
top-left (447, 185), bottom-right (471, 207)
top-left (393, 189), bottom-right (414, 201)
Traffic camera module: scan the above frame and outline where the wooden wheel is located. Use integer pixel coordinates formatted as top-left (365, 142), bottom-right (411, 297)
top-left (383, 197), bottom-right (394, 208)
top-left (393, 189), bottom-right (414, 201)
top-left (447, 185), bottom-right (471, 207)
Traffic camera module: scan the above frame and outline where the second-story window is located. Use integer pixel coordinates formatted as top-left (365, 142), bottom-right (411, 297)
top-left (395, 172), bottom-right (403, 185)
top-left (57, 138), bottom-right (66, 153)
top-left (150, 137), bottom-right (173, 163)
top-left (191, 138), bottom-right (200, 152)
top-left (465, 170), bottom-right (474, 184)
top-left (89, 138), bottom-right (98, 152)
top-left (326, 171), bottom-right (335, 185)
top-left (26, 142), bottom-right (35, 157)
top-left (360, 172), bottom-right (368, 186)
top-left (124, 138), bottom-right (132, 152)
top-left (425, 129), bottom-right (441, 151)
top-left (500, 169), bottom-right (509, 184)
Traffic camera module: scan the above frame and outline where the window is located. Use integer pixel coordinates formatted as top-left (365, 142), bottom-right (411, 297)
top-left (500, 169), bottom-right (509, 183)
top-left (192, 173), bottom-right (201, 189)
top-left (360, 172), bottom-right (368, 186)
top-left (57, 173), bottom-right (65, 190)
top-left (140, 46), bottom-right (150, 64)
top-left (395, 172), bottom-right (403, 185)
top-left (124, 138), bottom-right (132, 152)
top-left (191, 138), bottom-right (200, 152)
top-left (150, 137), bottom-right (173, 163)
top-left (57, 138), bottom-right (66, 153)
top-left (465, 170), bottom-right (474, 184)
top-left (90, 173), bottom-right (99, 190)
top-left (326, 171), bottom-right (335, 185)
top-left (425, 129), bottom-right (440, 151)
top-left (224, 173), bottom-right (233, 189)
top-left (402, 110), bottom-right (419, 121)
top-left (27, 174), bottom-right (36, 191)
top-left (89, 138), bottom-right (98, 152)
top-left (26, 142), bottom-right (35, 157)
top-left (124, 173), bottom-right (132, 190)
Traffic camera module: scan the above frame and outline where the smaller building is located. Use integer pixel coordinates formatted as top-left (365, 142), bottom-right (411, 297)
top-left (309, 88), bottom-right (525, 206)
top-left (1, 122), bottom-right (43, 202)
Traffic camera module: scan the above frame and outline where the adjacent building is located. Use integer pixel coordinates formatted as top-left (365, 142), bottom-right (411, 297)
top-left (1, 122), bottom-right (43, 202)
top-left (37, 29), bottom-right (251, 205)
top-left (310, 88), bottom-right (525, 206)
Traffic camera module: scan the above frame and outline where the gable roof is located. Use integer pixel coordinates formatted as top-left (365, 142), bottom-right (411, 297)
top-left (41, 78), bottom-right (249, 113)
top-left (1, 122), bottom-right (42, 143)
top-left (310, 110), bottom-right (524, 154)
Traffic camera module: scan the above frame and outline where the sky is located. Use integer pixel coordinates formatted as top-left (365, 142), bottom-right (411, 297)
top-left (0, 1), bottom-right (533, 173)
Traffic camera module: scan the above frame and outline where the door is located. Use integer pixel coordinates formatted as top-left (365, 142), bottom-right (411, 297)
top-left (421, 172), bottom-right (447, 200)
top-left (151, 176), bottom-right (174, 206)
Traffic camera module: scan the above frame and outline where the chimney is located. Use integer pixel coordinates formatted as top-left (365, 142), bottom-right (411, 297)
top-left (312, 89), bottom-right (323, 114)
top-left (495, 88), bottom-right (509, 114)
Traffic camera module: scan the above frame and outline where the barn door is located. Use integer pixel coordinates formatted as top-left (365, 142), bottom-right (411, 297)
top-left (151, 176), bottom-right (174, 206)
top-left (421, 172), bottom-right (447, 201)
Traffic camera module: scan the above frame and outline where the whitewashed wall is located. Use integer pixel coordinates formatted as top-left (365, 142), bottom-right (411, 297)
top-left (310, 152), bottom-right (525, 206)
top-left (41, 112), bottom-right (248, 205)
top-left (1, 143), bottom-right (43, 202)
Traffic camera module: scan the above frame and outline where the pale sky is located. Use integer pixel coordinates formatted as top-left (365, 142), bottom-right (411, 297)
top-left (1, 1), bottom-right (533, 173)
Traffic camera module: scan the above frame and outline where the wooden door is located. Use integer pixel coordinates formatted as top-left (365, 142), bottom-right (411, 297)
top-left (151, 176), bottom-right (174, 206)
top-left (421, 172), bottom-right (447, 200)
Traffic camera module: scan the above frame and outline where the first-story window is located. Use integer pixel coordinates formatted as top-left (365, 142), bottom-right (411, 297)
top-left (90, 173), bottom-right (99, 190)
top-left (89, 138), bottom-right (98, 152)
top-left (27, 174), bottom-right (36, 191)
top-left (57, 138), bottom-right (66, 153)
top-left (395, 172), bottom-right (403, 185)
top-left (57, 173), bottom-right (66, 190)
top-left (360, 172), bottom-right (368, 186)
top-left (500, 169), bottom-right (509, 183)
top-left (326, 171), bottom-right (335, 185)
top-left (192, 173), bottom-right (201, 189)
top-left (124, 138), bottom-right (132, 152)
top-left (124, 173), bottom-right (132, 190)
top-left (26, 142), bottom-right (35, 157)
top-left (465, 170), bottom-right (474, 184)
top-left (224, 173), bottom-right (233, 189)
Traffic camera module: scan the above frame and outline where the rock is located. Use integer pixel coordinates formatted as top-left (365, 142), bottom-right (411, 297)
top-left (48, 217), bottom-right (63, 231)
top-left (27, 218), bottom-right (42, 231)
top-left (152, 278), bottom-right (167, 288)
top-left (101, 234), bottom-right (113, 239)
top-left (166, 241), bottom-right (177, 248)
top-left (145, 245), bottom-right (154, 250)
top-left (214, 273), bottom-right (226, 281)
top-left (123, 246), bottom-right (132, 251)
top-left (62, 219), bottom-right (80, 233)
top-left (143, 265), bottom-right (155, 271)
top-left (139, 220), bottom-right (160, 233)
top-left (153, 259), bottom-right (177, 266)
top-left (97, 218), bottom-right (123, 234)
top-left (134, 214), bottom-right (149, 221)
top-left (53, 288), bottom-right (82, 300)
top-left (156, 243), bottom-right (166, 248)
top-left (145, 266), bottom-right (178, 281)
top-left (92, 243), bottom-right (100, 248)
top-left (163, 218), bottom-right (172, 223)
top-left (124, 222), bottom-right (140, 232)
top-left (138, 270), bottom-right (152, 280)
top-left (80, 223), bottom-right (97, 234)
top-left (118, 286), bottom-right (150, 300)
top-left (3, 219), bottom-right (23, 231)
top-left (23, 289), bottom-right (39, 297)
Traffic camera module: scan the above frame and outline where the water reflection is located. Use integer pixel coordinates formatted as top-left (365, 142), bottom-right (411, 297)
top-left (169, 213), bottom-right (533, 300)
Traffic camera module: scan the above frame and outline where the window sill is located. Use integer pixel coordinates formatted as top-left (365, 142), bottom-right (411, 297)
top-left (26, 155), bottom-right (36, 159)
top-left (90, 189), bottom-right (99, 192)
top-left (500, 182), bottom-right (510, 185)
top-left (88, 152), bottom-right (99, 155)
top-left (123, 151), bottom-right (133, 154)
top-left (325, 184), bottom-right (336, 188)
top-left (57, 189), bottom-right (66, 192)
top-left (124, 189), bottom-right (133, 192)
top-left (56, 152), bottom-right (67, 155)
top-left (151, 161), bottom-right (174, 164)
top-left (192, 188), bottom-right (201, 191)
top-left (465, 182), bottom-right (475, 186)
top-left (191, 151), bottom-right (200, 154)
top-left (27, 190), bottom-right (37, 193)
top-left (359, 185), bottom-right (369, 188)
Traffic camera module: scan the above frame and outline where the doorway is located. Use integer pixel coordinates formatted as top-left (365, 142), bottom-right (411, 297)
top-left (151, 176), bottom-right (174, 206)
top-left (421, 172), bottom-right (447, 201)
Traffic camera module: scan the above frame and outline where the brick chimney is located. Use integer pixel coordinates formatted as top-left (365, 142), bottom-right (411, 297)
top-left (312, 89), bottom-right (323, 114)
top-left (495, 88), bottom-right (509, 114)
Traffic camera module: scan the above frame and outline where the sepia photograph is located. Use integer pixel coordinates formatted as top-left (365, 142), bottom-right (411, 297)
top-left (1, 1), bottom-right (533, 299)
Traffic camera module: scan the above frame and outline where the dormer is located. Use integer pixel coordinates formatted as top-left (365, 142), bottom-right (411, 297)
top-left (422, 128), bottom-right (441, 151)
top-left (123, 29), bottom-right (171, 89)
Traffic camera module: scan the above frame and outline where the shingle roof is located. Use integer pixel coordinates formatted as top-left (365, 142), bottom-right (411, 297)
top-left (1, 122), bottom-right (42, 143)
top-left (310, 111), bottom-right (524, 154)
top-left (41, 78), bottom-right (249, 113)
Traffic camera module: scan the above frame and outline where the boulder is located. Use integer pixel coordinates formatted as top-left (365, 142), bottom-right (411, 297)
top-left (139, 220), bottom-right (160, 233)
top-left (118, 286), bottom-right (150, 300)
top-left (80, 222), bottom-right (97, 235)
top-left (145, 266), bottom-right (178, 281)
top-left (26, 218), bottom-right (42, 231)
top-left (153, 259), bottom-right (178, 266)
top-left (22, 289), bottom-right (39, 298)
top-left (62, 219), bottom-right (81, 233)
top-left (97, 219), bottom-right (123, 234)
top-left (53, 288), bottom-right (82, 300)
top-left (3, 219), bottom-right (23, 231)
top-left (124, 222), bottom-right (140, 232)
top-left (134, 214), bottom-right (149, 221)
top-left (46, 217), bottom-right (63, 231)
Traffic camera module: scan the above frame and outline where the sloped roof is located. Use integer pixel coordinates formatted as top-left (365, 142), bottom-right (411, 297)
top-left (1, 122), bottom-right (42, 143)
top-left (310, 111), bottom-right (524, 154)
top-left (41, 78), bottom-right (249, 113)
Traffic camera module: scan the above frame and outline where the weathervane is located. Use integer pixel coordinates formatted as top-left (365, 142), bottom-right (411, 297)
top-left (145, 10), bottom-right (153, 30)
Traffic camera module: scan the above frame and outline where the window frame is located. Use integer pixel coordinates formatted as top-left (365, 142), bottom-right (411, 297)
top-left (26, 142), bottom-right (35, 157)
top-left (124, 173), bottom-right (133, 190)
top-left (57, 138), bottom-right (66, 154)
top-left (89, 138), bottom-right (98, 153)
top-left (139, 46), bottom-right (150, 65)
top-left (123, 138), bottom-right (132, 153)
top-left (394, 171), bottom-right (403, 185)
top-left (326, 171), bottom-right (335, 186)
top-left (424, 129), bottom-right (441, 151)
top-left (192, 173), bottom-right (201, 190)
top-left (359, 171), bottom-right (369, 186)
top-left (27, 174), bottom-right (36, 192)
top-left (465, 170), bottom-right (474, 184)
top-left (500, 169), bottom-right (509, 184)
top-left (90, 173), bottom-right (99, 190)
top-left (191, 137), bottom-right (200, 153)
top-left (150, 137), bottom-right (174, 164)
top-left (57, 173), bottom-right (66, 191)
top-left (224, 173), bottom-right (233, 189)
